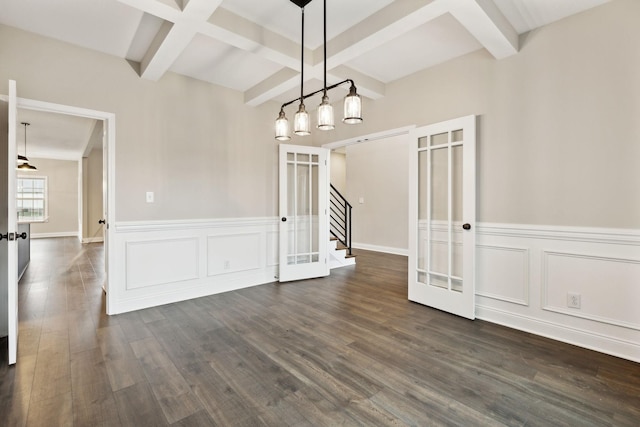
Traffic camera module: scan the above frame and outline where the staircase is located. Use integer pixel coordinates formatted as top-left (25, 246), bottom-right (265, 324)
top-left (329, 238), bottom-right (355, 268)
top-left (329, 184), bottom-right (355, 269)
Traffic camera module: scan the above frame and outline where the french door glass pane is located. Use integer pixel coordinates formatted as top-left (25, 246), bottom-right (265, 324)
top-left (429, 147), bottom-right (448, 278)
top-left (451, 129), bottom-right (463, 142)
top-left (452, 145), bottom-right (464, 281)
top-left (430, 132), bottom-right (448, 146)
top-left (286, 152), bottom-right (321, 266)
top-left (417, 151), bottom-right (428, 273)
top-left (296, 163), bottom-right (310, 257)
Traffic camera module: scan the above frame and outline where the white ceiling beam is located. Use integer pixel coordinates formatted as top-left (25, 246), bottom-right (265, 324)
top-left (120, 0), bottom-right (224, 81)
top-left (448, 0), bottom-right (518, 59)
top-left (118, 0), bottom-right (183, 24)
top-left (205, 8), bottom-right (303, 71)
top-left (140, 20), bottom-right (191, 80)
top-left (244, 68), bottom-right (301, 107)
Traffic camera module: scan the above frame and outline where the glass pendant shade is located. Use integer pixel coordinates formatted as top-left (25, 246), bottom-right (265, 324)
top-left (17, 154), bottom-right (28, 165)
top-left (294, 103), bottom-right (311, 136)
top-left (343, 85), bottom-right (363, 124)
top-left (317, 95), bottom-right (335, 130)
top-left (275, 109), bottom-right (291, 141)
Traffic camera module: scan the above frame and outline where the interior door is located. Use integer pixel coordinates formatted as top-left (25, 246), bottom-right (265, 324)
top-left (279, 144), bottom-right (329, 282)
top-left (0, 80), bottom-right (19, 364)
top-left (408, 115), bottom-right (476, 319)
top-left (101, 121), bottom-right (109, 297)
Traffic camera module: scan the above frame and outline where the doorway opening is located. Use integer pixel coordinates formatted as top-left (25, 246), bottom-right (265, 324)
top-left (14, 96), bottom-right (115, 315)
top-left (322, 126), bottom-right (415, 257)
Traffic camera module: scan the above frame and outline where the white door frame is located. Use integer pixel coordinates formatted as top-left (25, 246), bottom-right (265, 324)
top-left (321, 126), bottom-right (416, 152)
top-left (3, 95), bottom-right (117, 315)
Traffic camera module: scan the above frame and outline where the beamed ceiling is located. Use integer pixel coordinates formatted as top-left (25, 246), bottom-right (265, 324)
top-left (1, 0), bottom-right (610, 158)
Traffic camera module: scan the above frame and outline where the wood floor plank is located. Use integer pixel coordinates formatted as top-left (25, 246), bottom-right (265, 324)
top-left (114, 382), bottom-right (168, 426)
top-left (130, 336), bottom-right (203, 424)
top-left (25, 390), bottom-right (73, 427)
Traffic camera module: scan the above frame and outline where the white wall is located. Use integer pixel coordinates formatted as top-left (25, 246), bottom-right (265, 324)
top-left (25, 158), bottom-right (79, 237)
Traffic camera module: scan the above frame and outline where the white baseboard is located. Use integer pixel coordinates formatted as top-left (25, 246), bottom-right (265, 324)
top-left (82, 237), bottom-right (104, 243)
top-left (352, 242), bottom-right (408, 256)
top-left (477, 304), bottom-right (640, 363)
top-left (31, 232), bottom-right (78, 239)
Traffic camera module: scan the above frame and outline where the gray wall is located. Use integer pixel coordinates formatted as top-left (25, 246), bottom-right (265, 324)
top-left (346, 136), bottom-right (409, 251)
top-left (314, 0), bottom-right (640, 231)
top-left (82, 145), bottom-right (104, 241)
top-left (26, 158), bottom-right (79, 236)
top-left (0, 24), bottom-right (279, 222)
top-left (330, 151), bottom-right (346, 194)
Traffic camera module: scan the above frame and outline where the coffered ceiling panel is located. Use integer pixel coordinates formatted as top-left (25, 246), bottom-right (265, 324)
top-left (345, 13), bottom-right (483, 84)
top-left (169, 34), bottom-right (284, 91)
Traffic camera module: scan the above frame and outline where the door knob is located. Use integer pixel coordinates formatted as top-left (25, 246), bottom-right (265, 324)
top-left (98, 219), bottom-right (106, 224)
top-left (16, 232), bottom-right (27, 240)
top-left (462, 223), bottom-right (471, 230)
top-left (281, 217), bottom-right (287, 222)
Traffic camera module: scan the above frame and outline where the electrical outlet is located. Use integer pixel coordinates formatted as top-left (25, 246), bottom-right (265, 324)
top-left (567, 292), bottom-right (581, 309)
top-left (146, 191), bottom-right (154, 203)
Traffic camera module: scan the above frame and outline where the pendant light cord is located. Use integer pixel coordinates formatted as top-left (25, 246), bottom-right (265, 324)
top-left (300, 7), bottom-right (305, 104)
top-left (323, 0), bottom-right (327, 97)
top-left (23, 122), bottom-right (28, 156)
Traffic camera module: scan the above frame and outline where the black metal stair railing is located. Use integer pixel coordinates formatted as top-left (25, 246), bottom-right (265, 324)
top-left (329, 184), bottom-right (352, 256)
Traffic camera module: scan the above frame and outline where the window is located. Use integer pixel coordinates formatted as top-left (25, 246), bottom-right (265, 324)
top-left (17, 176), bottom-right (47, 222)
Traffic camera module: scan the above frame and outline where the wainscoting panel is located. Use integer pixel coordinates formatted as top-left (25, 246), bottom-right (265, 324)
top-left (111, 218), bottom-right (279, 314)
top-left (476, 244), bottom-right (529, 305)
top-left (476, 223), bottom-right (640, 363)
top-left (207, 233), bottom-right (262, 276)
top-left (267, 230), bottom-right (279, 267)
top-left (542, 250), bottom-right (640, 330)
top-left (126, 238), bottom-right (199, 290)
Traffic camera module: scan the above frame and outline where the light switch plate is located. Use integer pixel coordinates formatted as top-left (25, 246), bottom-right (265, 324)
top-left (146, 191), bottom-right (154, 203)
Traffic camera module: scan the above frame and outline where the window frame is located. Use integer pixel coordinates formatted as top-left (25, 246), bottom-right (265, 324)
top-left (16, 175), bottom-right (48, 223)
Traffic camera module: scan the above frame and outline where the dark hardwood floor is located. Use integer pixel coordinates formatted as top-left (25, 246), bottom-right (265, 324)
top-left (1, 237), bottom-right (639, 426)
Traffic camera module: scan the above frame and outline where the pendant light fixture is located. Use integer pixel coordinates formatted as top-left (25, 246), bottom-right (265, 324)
top-left (274, 0), bottom-right (363, 140)
top-left (17, 122), bottom-right (37, 171)
top-left (316, 0), bottom-right (333, 130)
top-left (293, 3), bottom-right (310, 136)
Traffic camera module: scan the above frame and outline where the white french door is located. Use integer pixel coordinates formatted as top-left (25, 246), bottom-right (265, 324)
top-left (279, 144), bottom-right (329, 282)
top-left (0, 80), bottom-right (19, 364)
top-left (408, 115), bottom-right (476, 319)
